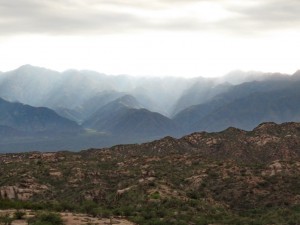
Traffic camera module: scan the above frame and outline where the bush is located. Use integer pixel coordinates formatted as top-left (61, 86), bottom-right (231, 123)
top-left (14, 210), bottom-right (26, 219)
top-left (80, 200), bottom-right (98, 215)
top-left (0, 214), bottom-right (13, 225)
top-left (150, 192), bottom-right (160, 200)
top-left (28, 212), bottom-right (64, 225)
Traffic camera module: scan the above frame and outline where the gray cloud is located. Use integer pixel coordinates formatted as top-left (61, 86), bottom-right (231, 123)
top-left (0, 0), bottom-right (147, 35)
top-left (218, 0), bottom-right (300, 34)
top-left (0, 0), bottom-right (300, 36)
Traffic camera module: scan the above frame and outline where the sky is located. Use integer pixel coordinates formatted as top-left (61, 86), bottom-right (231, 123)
top-left (0, 0), bottom-right (300, 77)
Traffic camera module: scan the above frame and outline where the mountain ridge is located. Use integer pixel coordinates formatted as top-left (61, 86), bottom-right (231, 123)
top-left (83, 95), bottom-right (181, 137)
top-left (173, 74), bottom-right (300, 133)
top-left (1, 65), bottom-right (300, 152)
top-left (0, 122), bottom-right (299, 224)
top-left (0, 65), bottom-right (292, 117)
top-left (0, 97), bottom-right (81, 135)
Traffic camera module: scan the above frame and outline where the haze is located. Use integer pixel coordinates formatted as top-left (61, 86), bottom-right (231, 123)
top-left (0, 0), bottom-right (300, 77)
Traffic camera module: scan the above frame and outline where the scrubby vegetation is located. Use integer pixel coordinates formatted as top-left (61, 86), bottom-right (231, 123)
top-left (0, 122), bottom-right (300, 224)
top-left (0, 214), bottom-right (13, 225)
top-left (14, 210), bottom-right (26, 219)
top-left (27, 212), bottom-right (64, 225)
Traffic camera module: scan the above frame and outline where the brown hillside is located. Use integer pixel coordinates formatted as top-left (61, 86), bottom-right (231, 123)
top-left (0, 122), bottom-right (299, 225)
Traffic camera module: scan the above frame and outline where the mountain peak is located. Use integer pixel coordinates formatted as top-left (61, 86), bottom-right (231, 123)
top-left (17, 64), bottom-right (40, 71)
top-left (253, 122), bottom-right (278, 131)
top-left (116, 95), bottom-right (142, 109)
top-left (15, 64), bottom-right (59, 75)
top-left (292, 70), bottom-right (300, 77)
top-left (223, 126), bottom-right (246, 134)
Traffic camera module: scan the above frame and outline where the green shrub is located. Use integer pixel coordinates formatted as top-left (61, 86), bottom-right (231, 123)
top-left (14, 210), bottom-right (26, 219)
top-left (28, 212), bottom-right (64, 225)
top-left (0, 214), bottom-right (13, 225)
top-left (150, 192), bottom-right (160, 200)
top-left (80, 200), bottom-right (98, 215)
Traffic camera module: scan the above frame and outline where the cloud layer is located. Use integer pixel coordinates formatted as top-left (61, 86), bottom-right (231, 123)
top-left (0, 0), bottom-right (300, 35)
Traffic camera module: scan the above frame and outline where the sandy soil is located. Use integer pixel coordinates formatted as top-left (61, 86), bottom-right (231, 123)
top-left (0, 210), bottom-right (136, 225)
top-left (11, 220), bottom-right (28, 225)
top-left (61, 212), bottom-right (135, 225)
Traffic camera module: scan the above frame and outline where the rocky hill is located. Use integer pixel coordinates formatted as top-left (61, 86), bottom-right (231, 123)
top-left (0, 122), bottom-right (299, 224)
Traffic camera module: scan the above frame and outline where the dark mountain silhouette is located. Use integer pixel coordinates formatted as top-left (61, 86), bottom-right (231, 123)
top-left (174, 74), bottom-right (300, 133)
top-left (0, 97), bottom-right (81, 135)
top-left (0, 125), bottom-right (25, 137)
top-left (83, 95), bottom-right (180, 137)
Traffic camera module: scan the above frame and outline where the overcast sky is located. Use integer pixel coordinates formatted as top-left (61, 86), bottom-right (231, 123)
top-left (0, 0), bottom-right (300, 77)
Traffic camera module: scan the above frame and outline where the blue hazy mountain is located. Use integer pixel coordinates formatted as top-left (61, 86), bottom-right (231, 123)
top-left (83, 95), bottom-right (181, 137)
top-left (1, 65), bottom-right (300, 152)
top-left (173, 73), bottom-right (300, 133)
top-left (0, 65), bottom-right (272, 118)
top-left (0, 97), bottom-right (81, 136)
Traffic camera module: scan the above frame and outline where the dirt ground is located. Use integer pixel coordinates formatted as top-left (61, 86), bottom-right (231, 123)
top-left (0, 210), bottom-right (136, 225)
top-left (61, 212), bottom-right (135, 225)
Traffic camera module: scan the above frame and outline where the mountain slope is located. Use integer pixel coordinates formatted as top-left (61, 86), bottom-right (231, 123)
top-left (174, 74), bottom-right (300, 133)
top-left (171, 79), bottom-right (232, 116)
top-left (170, 71), bottom-right (286, 116)
top-left (191, 86), bottom-right (300, 132)
top-left (83, 95), bottom-right (180, 137)
top-left (0, 122), bottom-right (299, 225)
top-left (0, 98), bottom-right (81, 135)
top-left (0, 65), bottom-right (62, 106)
top-left (1, 65), bottom-right (283, 119)
top-left (0, 125), bottom-right (25, 137)
top-left (43, 70), bottom-right (114, 109)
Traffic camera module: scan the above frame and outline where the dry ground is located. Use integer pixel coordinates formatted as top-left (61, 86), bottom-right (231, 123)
top-left (0, 210), bottom-right (136, 225)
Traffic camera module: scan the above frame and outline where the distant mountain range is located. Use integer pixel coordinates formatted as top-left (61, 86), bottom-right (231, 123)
top-left (83, 95), bottom-right (181, 137)
top-left (0, 97), bottom-right (81, 136)
top-left (0, 65), bottom-right (300, 152)
top-left (0, 65), bottom-right (277, 119)
top-left (174, 72), bottom-right (300, 133)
